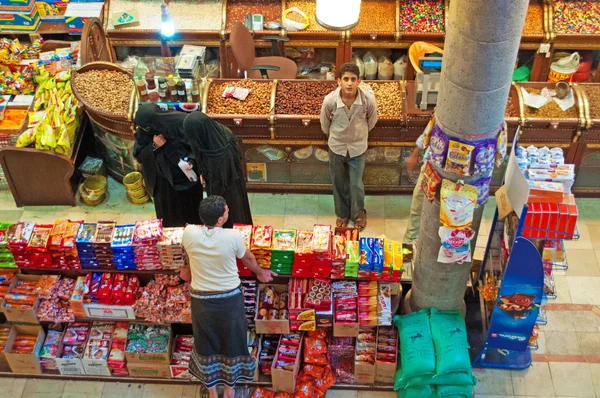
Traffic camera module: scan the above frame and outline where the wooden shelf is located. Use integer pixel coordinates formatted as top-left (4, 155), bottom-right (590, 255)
top-left (19, 268), bottom-right (179, 276)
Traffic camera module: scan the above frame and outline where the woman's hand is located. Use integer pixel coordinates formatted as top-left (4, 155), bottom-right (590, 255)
top-left (179, 267), bottom-right (191, 282)
top-left (200, 175), bottom-right (205, 186)
top-left (153, 134), bottom-right (167, 147)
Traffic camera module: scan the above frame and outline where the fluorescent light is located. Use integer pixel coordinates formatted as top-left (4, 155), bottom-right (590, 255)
top-left (160, 2), bottom-right (175, 38)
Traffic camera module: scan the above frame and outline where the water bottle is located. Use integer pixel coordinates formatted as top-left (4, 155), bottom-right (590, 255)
top-left (178, 157), bottom-right (198, 182)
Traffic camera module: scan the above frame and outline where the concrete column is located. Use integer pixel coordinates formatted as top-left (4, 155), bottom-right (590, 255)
top-left (408, 0), bottom-right (529, 313)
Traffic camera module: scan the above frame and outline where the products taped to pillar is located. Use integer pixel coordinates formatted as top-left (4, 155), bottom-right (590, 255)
top-left (444, 140), bottom-right (474, 176)
top-left (420, 161), bottom-right (441, 202)
top-left (472, 177), bottom-right (492, 206)
top-left (439, 179), bottom-right (477, 229)
top-left (437, 226), bottom-right (474, 264)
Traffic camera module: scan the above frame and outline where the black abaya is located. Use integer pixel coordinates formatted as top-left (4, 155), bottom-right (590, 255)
top-left (134, 104), bottom-right (203, 227)
top-left (183, 112), bottom-right (252, 227)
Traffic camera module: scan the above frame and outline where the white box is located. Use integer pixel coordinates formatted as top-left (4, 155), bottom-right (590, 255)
top-left (82, 358), bottom-right (111, 376)
top-left (56, 358), bottom-right (86, 375)
top-left (84, 304), bottom-right (136, 320)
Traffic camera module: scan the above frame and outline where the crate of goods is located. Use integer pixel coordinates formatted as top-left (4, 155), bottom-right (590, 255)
top-left (158, 227), bottom-right (186, 270)
top-left (358, 281), bottom-right (379, 328)
top-left (55, 322), bottom-right (90, 375)
top-left (242, 279), bottom-right (257, 326)
top-left (48, 220), bottom-right (83, 270)
top-left (381, 240), bottom-right (403, 282)
top-left (375, 326), bottom-right (398, 384)
top-left (333, 281), bottom-right (359, 337)
top-left (0, 324), bottom-right (11, 371)
top-left (1, 274), bottom-right (42, 323)
top-left (169, 335), bottom-right (194, 379)
top-left (107, 321), bottom-right (129, 376)
top-left (76, 223), bottom-right (98, 269)
top-left (354, 329), bottom-right (376, 384)
top-left (311, 225), bottom-right (332, 278)
top-left (81, 322), bottom-right (115, 376)
top-left (271, 229), bottom-right (296, 275)
top-left (4, 324), bottom-right (44, 374)
top-left (332, 227), bottom-right (358, 279)
top-left (258, 334), bottom-right (279, 379)
top-left (0, 3), bottom-right (40, 32)
top-left (0, 269), bottom-right (16, 309)
top-left (252, 225), bottom-right (273, 270)
top-left (293, 230), bottom-right (313, 278)
top-left (0, 224), bottom-right (16, 268)
top-left (133, 219), bottom-right (163, 271)
top-left (288, 278), bottom-right (314, 332)
top-left (0, 0), bottom-right (35, 12)
top-left (255, 284), bottom-right (290, 335)
top-left (82, 273), bottom-right (139, 320)
top-left (234, 224), bottom-right (253, 277)
top-left (92, 222), bottom-right (116, 268)
top-left (271, 333), bottom-right (303, 393)
top-left (39, 328), bottom-right (64, 374)
top-left (126, 324), bottom-right (172, 378)
top-left (64, 2), bottom-right (103, 34)
top-left (111, 224), bottom-right (136, 270)
top-left (35, 0), bottom-right (68, 22)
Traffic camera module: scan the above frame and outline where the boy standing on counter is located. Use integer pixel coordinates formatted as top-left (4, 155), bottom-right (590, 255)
top-left (320, 62), bottom-right (378, 231)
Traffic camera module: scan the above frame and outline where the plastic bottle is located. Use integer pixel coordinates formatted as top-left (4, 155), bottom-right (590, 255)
top-left (158, 76), bottom-right (167, 101)
top-left (176, 79), bottom-right (187, 102)
top-left (178, 157), bottom-right (198, 182)
top-left (191, 80), bottom-right (201, 103)
top-left (136, 75), bottom-right (148, 102)
top-left (167, 74), bottom-right (178, 102)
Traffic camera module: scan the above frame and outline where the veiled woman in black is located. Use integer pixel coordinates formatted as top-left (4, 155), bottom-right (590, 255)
top-left (133, 104), bottom-right (203, 227)
top-left (183, 112), bottom-right (252, 228)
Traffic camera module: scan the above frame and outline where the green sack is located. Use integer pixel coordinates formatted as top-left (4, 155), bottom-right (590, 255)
top-left (513, 64), bottom-right (531, 82)
top-left (436, 384), bottom-right (473, 397)
top-left (394, 310), bottom-right (436, 380)
top-left (430, 308), bottom-right (471, 375)
top-left (397, 385), bottom-right (433, 398)
top-left (394, 363), bottom-right (477, 390)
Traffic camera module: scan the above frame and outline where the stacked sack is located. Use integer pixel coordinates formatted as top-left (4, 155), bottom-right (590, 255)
top-left (394, 308), bottom-right (476, 398)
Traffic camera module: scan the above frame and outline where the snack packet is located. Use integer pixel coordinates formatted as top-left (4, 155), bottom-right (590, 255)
top-left (473, 138), bottom-right (496, 177)
top-left (425, 123), bottom-right (448, 168)
top-left (440, 179), bottom-right (477, 228)
top-left (445, 140), bottom-right (475, 176)
top-left (496, 122), bottom-right (508, 167)
top-left (437, 227), bottom-right (475, 264)
top-left (421, 161), bottom-right (442, 202)
top-left (222, 85), bottom-right (251, 101)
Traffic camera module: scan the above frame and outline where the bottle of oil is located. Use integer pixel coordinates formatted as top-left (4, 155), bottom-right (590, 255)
top-left (167, 74), bottom-right (178, 102)
top-left (136, 75), bottom-right (148, 102)
top-left (191, 80), bottom-right (201, 103)
top-left (157, 76), bottom-right (167, 102)
top-left (176, 79), bottom-right (187, 102)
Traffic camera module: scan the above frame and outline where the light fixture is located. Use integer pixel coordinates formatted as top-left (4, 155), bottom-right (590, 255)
top-left (160, 1), bottom-right (175, 38)
top-left (316, 0), bottom-right (361, 31)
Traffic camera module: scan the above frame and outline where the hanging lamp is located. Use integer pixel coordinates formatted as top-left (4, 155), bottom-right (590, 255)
top-left (316, 0), bottom-right (361, 31)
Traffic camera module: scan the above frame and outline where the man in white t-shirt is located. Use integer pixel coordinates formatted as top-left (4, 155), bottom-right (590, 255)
top-left (180, 195), bottom-right (275, 398)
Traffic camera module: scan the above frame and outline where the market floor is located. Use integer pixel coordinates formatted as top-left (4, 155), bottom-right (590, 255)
top-left (0, 179), bottom-right (599, 397)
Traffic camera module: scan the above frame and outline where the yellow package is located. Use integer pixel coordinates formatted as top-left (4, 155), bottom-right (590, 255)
top-left (445, 140), bottom-right (475, 175)
top-left (440, 179), bottom-right (478, 229)
top-left (15, 127), bottom-right (35, 147)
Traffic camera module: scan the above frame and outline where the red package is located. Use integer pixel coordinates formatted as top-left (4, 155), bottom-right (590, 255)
top-left (252, 387), bottom-right (275, 398)
top-left (296, 371), bottom-right (313, 383)
top-left (124, 275), bottom-right (139, 306)
top-left (274, 393), bottom-right (293, 398)
top-left (316, 366), bottom-right (336, 392)
top-left (294, 381), bottom-right (315, 398)
top-left (307, 330), bottom-right (327, 340)
top-left (304, 353), bottom-right (328, 366)
top-left (302, 364), bottom-right (325, 379)
top-left (97, 273), bottom-right (114, 305)
top-left (304, 338), bottom-right (327, 356)
top-left (111, 274), bottom-right (127, 305)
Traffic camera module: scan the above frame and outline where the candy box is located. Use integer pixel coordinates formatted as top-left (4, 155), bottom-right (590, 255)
top-left (0, 0), bottom-right (35, 12)
top-left (1, 274), bottom-right (41, 324)
top-left (127, 362), bottom-right (171, 378)
top-left (0, 6), bottom-right (41, 32)
top-left (4, 324), bottom-right (44, 374)
top-left (255, 284), bottom-right (290, 335)
top-left (64, 2), bottom-right (103, 35)
top-left (0, 323), bottom-right (11, 372)
top-left (125, 324), bottom-right (172, 366)
top-left (271, 334), bottom-right (303, 393)
top-left (375, 327), bottom-right (397, 384)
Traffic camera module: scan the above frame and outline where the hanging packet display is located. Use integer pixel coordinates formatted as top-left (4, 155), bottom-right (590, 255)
top-left (437, 227), bottom-right (475, 264)
top-left (439, 179), bottom-right (477, 228)
top-left (496, 122), bottom-right (508, 167)
top-left (445, 140), bottom-right (475, 176)
top-left (472, 177), bottom-right (492, 206)
top-left (425, 124), bottom-right (448, 168)
top-left (421, 161), bottom-right (442, 202)
top-left (473, 138), bottom-right (496, 177)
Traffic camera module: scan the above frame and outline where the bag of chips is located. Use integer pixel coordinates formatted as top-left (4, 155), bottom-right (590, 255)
top-left (439, 179), bottom-right (477, 229)
top-left (252, 387), bottom-right (275, 398)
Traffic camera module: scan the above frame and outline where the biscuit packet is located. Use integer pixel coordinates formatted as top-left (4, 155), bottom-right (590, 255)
top-left (445, 140), bottom-right (475, 176)
top-left (440, 179), bottom-right (478, 228)
top-left (421, 161), bottom-right (442, 202)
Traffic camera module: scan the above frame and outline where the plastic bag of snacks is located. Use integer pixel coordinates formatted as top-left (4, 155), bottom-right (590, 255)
top-left (252, 387), bottom-right (275, 398)
top-left (363, 52), bottom-right (378, 80)
top-left (377, 56), bottom-right (394, 80)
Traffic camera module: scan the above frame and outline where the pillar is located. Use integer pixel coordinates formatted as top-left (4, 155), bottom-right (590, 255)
top-left (407, 0), bottom-right (529, 312)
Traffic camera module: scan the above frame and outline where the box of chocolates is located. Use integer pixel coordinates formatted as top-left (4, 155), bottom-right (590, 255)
top-left (255, 284), bottom-right (290, 335)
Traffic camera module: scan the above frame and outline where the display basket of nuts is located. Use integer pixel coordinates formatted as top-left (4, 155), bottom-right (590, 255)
top-left (514, 82), bottom-right (584, 141)
top-left (203, 78), bottom-right (275, 137)
top-left (362, 80), bottom-right (406, 141)
top-left (574, 83), bottom-right (598, 130)
top-left (71, 62), bottom-right (137, 139)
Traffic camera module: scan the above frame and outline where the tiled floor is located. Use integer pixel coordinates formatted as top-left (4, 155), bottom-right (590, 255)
top-left (0, 183), bottom-right (599, 397)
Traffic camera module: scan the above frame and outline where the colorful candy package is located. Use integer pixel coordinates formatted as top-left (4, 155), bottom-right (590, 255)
top-left (445, 140), bottom-right (475, 176)
top-left (425, 124), bottom-right (448, 168)
top-left (439, 179), bottom-right (478, 229)
top-left (421, 161), bottom-right (442, 202)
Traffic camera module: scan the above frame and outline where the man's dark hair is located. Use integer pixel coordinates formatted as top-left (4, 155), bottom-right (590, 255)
top-left (199, 195), bottom-right (227, 226)
top-left (338, 62), bottom-right (360, 79)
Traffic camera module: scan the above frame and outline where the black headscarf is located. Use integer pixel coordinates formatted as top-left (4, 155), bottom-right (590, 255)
top-left (183, 112), bottom-right (242, 196)
top-left (135, 104), bottom-right (187, 141)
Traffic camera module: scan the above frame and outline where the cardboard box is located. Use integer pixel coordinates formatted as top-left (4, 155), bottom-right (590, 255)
top-left (0, 324), bottom-right (11, 372)
top-left (255, 284), bottom-right (290, 335)
top-left (4, 324), bottom-right (44, 374)
top-left (128, 363), bottom-right (171, 378)
top-left (0, 6), bottom-right (40, 31)
top-left (354, 361), bottom-right (376, 384)
top-left (375, 360), bottom-right (396, 384)
top-left (2, 274), bottom-right (41, 324)
top-left (271, 335), bottom-right (302, 393)
top-left (125, 326), bottom-right (171, 365)
top-left (56, 357), bottom-right (86, 375)
top-left (35, 0), bottom-right (68, 21)
top-left (0, 0), bottom-right (35, 13)
top-left (64, 2), bottom-right (103, 34)
top-left (82, 358), bottom-right (111, 376)
top-left (333, 320), bottom-right (359, 337)
top-left (83, 304), bottom-right (136, 320)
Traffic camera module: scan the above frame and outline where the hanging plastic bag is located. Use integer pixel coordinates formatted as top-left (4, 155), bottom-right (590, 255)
top-left (439, 179), bottom-right (477, 229)
top-left (377, 56), bottom-right (394, 80)
top-left (363, 51), bottom-right (378, 80)
top-left (437, 226), bottom-right (474, 264)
